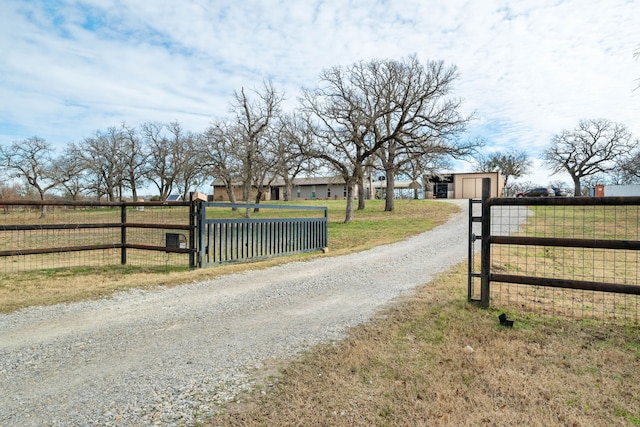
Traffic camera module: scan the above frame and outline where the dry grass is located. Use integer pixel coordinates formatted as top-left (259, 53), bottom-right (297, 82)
top-left (488, 204), bottom-right (640, 322)
top-left (0, 199), bottom-right (456, 313)
top-left (6, 199), bottom-right (640, 425)
top-left (210, 263), bottom-right (640, 427)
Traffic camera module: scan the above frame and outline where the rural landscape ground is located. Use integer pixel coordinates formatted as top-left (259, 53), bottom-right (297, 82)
top-left (2, 199), bottom-right (640, 426)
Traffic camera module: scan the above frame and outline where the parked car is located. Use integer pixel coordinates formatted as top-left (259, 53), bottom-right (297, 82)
top-left (553, 187), bottom-right (568, 197)
top-left (516, 187), bottom-right (555, 197)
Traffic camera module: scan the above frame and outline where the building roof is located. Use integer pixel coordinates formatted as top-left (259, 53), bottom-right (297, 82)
top-left (211, 176), bottom-right (347, 187)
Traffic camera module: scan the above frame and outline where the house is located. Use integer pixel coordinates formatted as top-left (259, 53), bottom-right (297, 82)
top-left (272, 176), bottom-right (349, 200)
top-left (210, 172), bottom-right (504, 202)
top-left (210, 177), bottom-right (350, 202)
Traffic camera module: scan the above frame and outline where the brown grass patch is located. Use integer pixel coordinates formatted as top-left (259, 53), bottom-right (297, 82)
top-left (209, 263), bottom-right (640, 426)
top-left (487, 203), bottom-right (640, 322)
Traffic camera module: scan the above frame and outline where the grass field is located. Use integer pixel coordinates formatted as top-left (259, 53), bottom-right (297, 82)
top-left (5, 199), bottom-right (640, 426)
top-left (205, 202), bottom-right (640, 426)
top-left (210, 264), bottom-right (640, 427)
top-left (0, 199), bottom-right (456, 313)
top-left (488, 204), bottom-right (640, 322)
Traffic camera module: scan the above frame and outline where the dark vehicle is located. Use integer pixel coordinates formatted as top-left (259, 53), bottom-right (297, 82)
top-left (516, 187), bottom-right (555, 197)
top-left (553, 187), bottom-right (568, 197)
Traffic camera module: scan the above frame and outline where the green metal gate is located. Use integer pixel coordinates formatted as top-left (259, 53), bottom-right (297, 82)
top-left (196, 202), bottom-right (328, 267)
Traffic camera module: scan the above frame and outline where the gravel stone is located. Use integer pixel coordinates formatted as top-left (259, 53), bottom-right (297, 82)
top-left (0, 200), bottom-right (470, 426)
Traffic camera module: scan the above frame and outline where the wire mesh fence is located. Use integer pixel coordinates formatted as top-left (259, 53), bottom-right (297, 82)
top-left (0, 201), bottom-right (192, 273)
top-left (476, 198), bottom-right (640, 323)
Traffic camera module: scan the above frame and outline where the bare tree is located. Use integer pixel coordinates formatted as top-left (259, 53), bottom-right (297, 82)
top-left (618, 145), bottom-right (640, 184)
top-left (371, 56), bottom-right (475, 211)
top-left (249, 126), bottom-right (281, 207)
top-left (141, 122), bottom-right (175, 200)
top-left (475, 148), bottom-right (532, 192)
top-left (173, 129), bottom-right (207, 201)
top-left (0, 182), bottom-right (21, 213)
top-left (0, 136), bottom-right (61, 216)
top-left (120, 123), bottom-right (150, 201)
top-left (55, 148), bottom-right (88, 200)
top-left (142, 121), bottom-right (198, 201)
top-left (230, 81), bottom-right (284, 216)
top-left (543, 119), bottom-right (635, 196)
top-left (300, 64), bottom-right (383, 223)
top-left (275, 113), bottom-right (319, 201)
top-left (70, 127), bottom-right (128, 201)
top-left (202, 121), bottom-right (241, 204)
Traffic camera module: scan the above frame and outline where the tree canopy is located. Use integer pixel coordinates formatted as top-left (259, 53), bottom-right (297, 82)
top-left (300, 55), bottom-right (475, 222)
top-left (475, 149), bottom-right (532, 192)
top-left (542, 119), bottom-right (635, 195)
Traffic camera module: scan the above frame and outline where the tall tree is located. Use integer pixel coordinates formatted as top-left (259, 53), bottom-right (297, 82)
top-left (71, 127), bottom-right (128, 201)
top-left (142, 121), bottom-right (197, 201)
top-left (370, 56), bottom-right (475, 211)
top-left (202, 121), bottom-right (241, 204)
top-left (229, 81), bottom-right (284, 215)
top-left (173, 129), bottom-right (206, 201)
top-left (300, 63), bottom-right (383, 223)
top-left (275, 113), bottom-right (318, 201)
top-left (543, 119), bottom-right (634, 195)
top-left (0, 136), bottom-right (61, 216)
top-left (56, 148), bottom-right (88, 200)
top-left (618, 147), bottom-right (640, 184)
top-left (120, 123), bottom-right (149, 201)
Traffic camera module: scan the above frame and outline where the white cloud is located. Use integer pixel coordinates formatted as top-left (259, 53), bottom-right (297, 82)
top-left (0, 0), bottom-right (638, 188)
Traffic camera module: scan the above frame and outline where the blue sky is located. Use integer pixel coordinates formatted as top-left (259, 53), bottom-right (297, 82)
top-left (1, 0), bottom-right (639, 187)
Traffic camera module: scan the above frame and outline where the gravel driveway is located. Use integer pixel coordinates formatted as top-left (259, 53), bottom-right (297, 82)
top-left (0, 200), bottom-right (470, 427)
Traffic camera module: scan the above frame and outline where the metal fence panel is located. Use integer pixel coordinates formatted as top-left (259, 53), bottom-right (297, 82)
top-left (0, 200), bottom-right (194, 272)
top-left (197, 202), bottom-right (328, 267)
top-left (469, 178), bottom-right (640, 322)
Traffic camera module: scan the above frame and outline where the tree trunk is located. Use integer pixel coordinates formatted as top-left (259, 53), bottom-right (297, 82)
top-left (283, 176), bottom-right (291, 201)
top-left (384, 169), bottom-right (395, 212)
top-left (356, 167), bottom-right (366, 210)
top-left (573, 176), bottom-right (582, 196)
top-left (243, 181), bottom-right (251, 204)
top-left (357, 182), bottom-right (366, 209)
top-left (344, 184), bottom-right (355, 224)
top-left (253, 189), bottom-right (263, 213)
top-left (224, 182), bottom-right (238, 211)
top-left (37, 189), bottom-right (47, 218)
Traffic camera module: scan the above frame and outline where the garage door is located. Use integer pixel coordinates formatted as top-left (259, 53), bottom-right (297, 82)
top-left (462, 178), bottom-right (483, 198)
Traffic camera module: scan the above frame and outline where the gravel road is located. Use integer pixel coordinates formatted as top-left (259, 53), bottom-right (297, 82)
top-left (0, 200), bottom-right (470, 427)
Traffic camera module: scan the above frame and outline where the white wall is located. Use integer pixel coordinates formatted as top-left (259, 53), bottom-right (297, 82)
top-left (604, 185), bottom-right (640, 197)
